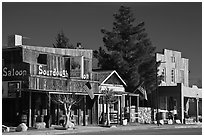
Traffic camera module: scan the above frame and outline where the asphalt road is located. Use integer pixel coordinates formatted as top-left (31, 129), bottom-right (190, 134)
top-left (67, 128), bottom-right (202, 135)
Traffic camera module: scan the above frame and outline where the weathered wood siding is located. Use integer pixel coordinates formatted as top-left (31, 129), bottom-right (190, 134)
top-left (19, 45), bottom-right (98, 93)
top-left (22, 45), bottom-right (92, 59)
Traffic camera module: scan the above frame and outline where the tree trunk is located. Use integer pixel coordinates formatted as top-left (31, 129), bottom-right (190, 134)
top-left (63, 104), bottom-right (74, 128)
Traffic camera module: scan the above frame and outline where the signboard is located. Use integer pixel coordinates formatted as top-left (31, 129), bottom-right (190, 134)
top-left (37, 64), bottom-right (69, 78)
top-left (33, 56), bottom-right (91, 80)
top-left (2, 63), bottom-right (29, 81)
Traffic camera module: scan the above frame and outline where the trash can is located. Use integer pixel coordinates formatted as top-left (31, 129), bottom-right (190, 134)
top-left (122, 119), bottom-right (127, 125)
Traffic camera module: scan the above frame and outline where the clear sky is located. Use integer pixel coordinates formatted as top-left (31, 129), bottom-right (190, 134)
top-left (2, 2), bottom-right (202, 83)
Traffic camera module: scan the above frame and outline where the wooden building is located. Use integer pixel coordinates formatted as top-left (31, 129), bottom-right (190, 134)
top-left (92, 70), bottom-right (139, 124)
top-left (2, 35), bottom-right (139, 127)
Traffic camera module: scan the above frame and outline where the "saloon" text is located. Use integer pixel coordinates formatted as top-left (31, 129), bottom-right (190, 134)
top-left (3, 67), bottom-right (27, 77)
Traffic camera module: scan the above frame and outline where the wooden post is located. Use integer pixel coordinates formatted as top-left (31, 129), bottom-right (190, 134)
top-left (83, 95), bottom-right (86, 126)
top-left (46, 93), bottom-right (51, 128)
top-left (57, 103), bottom-right (59, 125)
top-left (129, 95), bottom-right (131, 123)
top-left (180, 84), bottom-right (184, 124)
top-left (196, 98), bottom-right (199, 122)
top-left (106, 100), bottom-right (110, 126)
top-left (120, 96), bottom-right (123, 125)
top-left (117, 96), bottom-right (120, 124)
top-left (78, 108), bottom-right (81, 125)
top-left (95, 95), bottom-right (99, 125)
top-left (102, 96), bottom-right (105, 125)
top-left (92, 95), bottom-right (98, 125)
top-left (136, 95), bottom-right (139, 122)
top-left (28, 91), bottom-right (32, 127)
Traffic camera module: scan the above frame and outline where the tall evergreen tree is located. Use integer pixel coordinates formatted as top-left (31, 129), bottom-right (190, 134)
top-left (53, 31), bottom-right (75, 49)
top-left (94, 6), bottom-right (162, 95)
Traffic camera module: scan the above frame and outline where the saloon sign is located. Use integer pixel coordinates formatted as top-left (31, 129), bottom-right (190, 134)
top-left (38, 65), bottom-right (69, 78)
top-left (2, 63), bottom-right (29, 81)
top-left (3, 67), bottom-right (27, 77)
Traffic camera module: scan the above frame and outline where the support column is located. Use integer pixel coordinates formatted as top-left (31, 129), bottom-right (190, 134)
top-left (96, 96), bottom-right (99, 125)
top-left (151, 90), bottom-right (154, 121)
top-left (83, 95), bottom-right (86, 126)
top-left (28, 91), bottom-right (32, 127)
top-left (180, 84), bottom-right (184, 124)
top-left (117, 96), bottom-right (120, 124)
top-left (129, 95), bottom-right (131, 123)
top-left (136, 95), bottom-right (139, 122)
top-left (196, 98), bottom-right (199, 122)
top-left (120, 96), bottom-right (123, 125)
top-left (106, 100), bottom-right (110, 126)
top-left (46, 93), bottom-right (51, 128)
top-left (57, 103), bottom-right (59, 125)
top-left (78, 108), bottom-right (81, 125)
top-left (93, 95), bottom-right (98, 125)
top-left (102, 96), bottom-right (105, 125)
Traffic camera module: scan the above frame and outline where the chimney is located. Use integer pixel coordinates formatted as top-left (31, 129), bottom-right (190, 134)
top-left (76, 42), bottom-right (83, 49)
top-left (8, 35), bottom-right (23, 47)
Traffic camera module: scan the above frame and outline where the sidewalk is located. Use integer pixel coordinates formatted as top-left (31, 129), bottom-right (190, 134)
top-left (2, 123), bottom-right (202, 135)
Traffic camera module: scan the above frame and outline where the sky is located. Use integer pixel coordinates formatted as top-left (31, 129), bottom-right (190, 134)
top-left (2, 2), bottom-right (202, 84)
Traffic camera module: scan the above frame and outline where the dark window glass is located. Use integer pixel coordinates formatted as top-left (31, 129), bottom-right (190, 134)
top-left (37, 54), bottom-right (47, 65)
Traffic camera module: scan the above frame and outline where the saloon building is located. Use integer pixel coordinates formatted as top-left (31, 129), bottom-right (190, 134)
top-left (2, 35), bottom-right (139, 127)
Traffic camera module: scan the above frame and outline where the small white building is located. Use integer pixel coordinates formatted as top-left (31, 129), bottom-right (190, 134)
top-left (92, 70), bottom-right (139, 124)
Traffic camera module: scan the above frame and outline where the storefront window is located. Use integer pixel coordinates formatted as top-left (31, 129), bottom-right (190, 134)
top-left (8, 81), bottom-right (21, 98)
top-left (63, 56), bottom-right (91, 79)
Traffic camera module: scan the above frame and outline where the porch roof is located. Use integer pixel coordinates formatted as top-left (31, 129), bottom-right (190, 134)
top-left (20, 88), bottom-right (139, 96)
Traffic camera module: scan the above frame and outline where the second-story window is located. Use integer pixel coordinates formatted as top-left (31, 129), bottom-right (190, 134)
top-left (171, 69), bottom-right (175, 83)
top-left (171, 56), bottom-right (175, 63)
top-left (162, 68), bottom-right (166, 82)
top-left (37, 54), bottom-right (47, 65)
top-left (83, 58), bottom-right (90, 80)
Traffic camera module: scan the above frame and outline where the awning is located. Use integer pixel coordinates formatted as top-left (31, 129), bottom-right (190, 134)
top-left (19, 88), bottom-right (139, 96)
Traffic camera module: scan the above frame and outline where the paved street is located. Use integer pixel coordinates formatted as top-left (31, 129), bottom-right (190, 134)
top-left (68, 127), bottom-right (202, 135)
top-left (3, 123), bottom-right (202, 135)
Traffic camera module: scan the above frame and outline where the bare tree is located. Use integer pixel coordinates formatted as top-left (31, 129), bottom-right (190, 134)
top-left (52, 94), bottom-right (82, 128)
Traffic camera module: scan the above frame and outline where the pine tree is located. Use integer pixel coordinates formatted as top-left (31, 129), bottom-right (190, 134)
top-left (53, 31), bottom-right (75, 49)
top-left (94, 6), bottom-right (162, 95)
